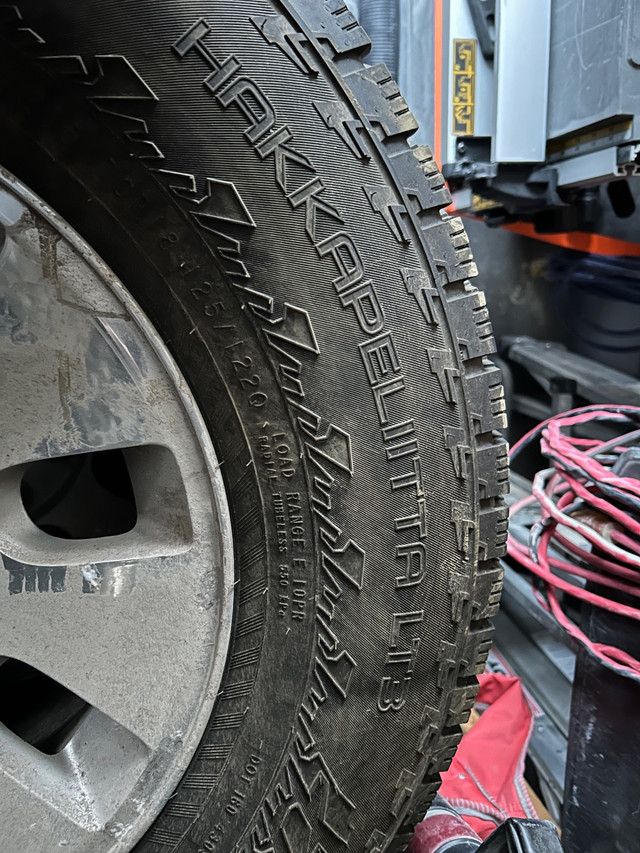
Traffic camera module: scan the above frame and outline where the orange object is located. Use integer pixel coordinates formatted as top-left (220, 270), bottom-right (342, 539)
top-left (500, 221), bottom-right (640, 258)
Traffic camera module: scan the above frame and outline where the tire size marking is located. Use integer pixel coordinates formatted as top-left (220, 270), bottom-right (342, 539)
top-left (226, 337), bottom-right (268, 408)
top-left (186, 280), bottom-right (270, 408)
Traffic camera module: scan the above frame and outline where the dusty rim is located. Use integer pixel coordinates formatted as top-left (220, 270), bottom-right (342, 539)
top-left (0, 167), bottom-right (235, 853)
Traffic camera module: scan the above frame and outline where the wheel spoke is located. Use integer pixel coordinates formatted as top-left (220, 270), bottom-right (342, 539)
top-left (0, 540), bottom-right (225, 749)
top-left (0, 755), bottom-right (97, 852)
top-left (0, 705), bottom-right (150, 851)
top-left (0, 200), bottom-right (134, 468)
top-left (0, 190), bottom-right (191, 471)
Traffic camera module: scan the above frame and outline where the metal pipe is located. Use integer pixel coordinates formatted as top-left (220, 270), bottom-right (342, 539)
top-left (358, 0), bottom-right (399, 79)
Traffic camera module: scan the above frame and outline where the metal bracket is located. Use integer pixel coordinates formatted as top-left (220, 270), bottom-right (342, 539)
top-left (504, 335), bottom-right (640, 407)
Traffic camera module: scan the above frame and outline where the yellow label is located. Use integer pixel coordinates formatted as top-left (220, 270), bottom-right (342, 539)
top-left (547, 118), bottom-right (633, 158)
top-left (452, 38), bottom-right (476, 136)
top-left (472, 193), bottom-right (500, 212)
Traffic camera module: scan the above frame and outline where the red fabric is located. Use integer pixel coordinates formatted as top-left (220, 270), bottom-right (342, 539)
top-left (408, 809), bottom-right (481, 853)
top-left (436, 673), bottom-right (537, 840)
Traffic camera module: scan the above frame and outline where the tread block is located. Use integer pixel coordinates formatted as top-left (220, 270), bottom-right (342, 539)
top-left (401, 784), bottom-right (437, 824)
top-left (450, 500), bottom-right (475, 560)
top-left (464, 364), bottom-right (507, 432)
top-left (42, 53), bottom-right (163, 160)
top-left (472, 561), bottom-right (504, 620)
top-left (477, 437), bottom-right (510, 499)
top-left (461, 625), bottom-right (494, 676)
top-left (0, 5), bottom-right (44, 44)
top-left (417, 704), bottom-right (441, 756)
top-left (287, 0), bottom-right (370, 54)
top-left (401, 267), bottom-right (441, 325)
top-left (449, 566), bottom-right (472, 622)
top-left (313, 98), bottom-right (369, 158)
top-left (478, 505), bottom-right (509, 560)
top-left (365, 829), bottom-right (388, 853)
top-left (390, 145), bottom-right (451, 211)
top-left (427, 348), bottom-right (460, 405)
top-left (364, 184), bottom-right (410, 242)
top-left (443, 425), bottom-right (472, 481)
top-left (447, 289), bottom-right (496, 361)
top-left (43, 53), bottom-right (158, 100)
top-left (437, 640), bottom-right (460, 691)
top-left (425, 734), bottom-right (460, 776)
top-left (446, 683), bottom-right (477, 726)
top-left (391, 768), bottom-right (418, 817)
top-left (422, 217), bottom-right (477, 284)
top-left (251, 14), bottom-right (319, 76)
top-left (345, 63), bottom-right (419, 138)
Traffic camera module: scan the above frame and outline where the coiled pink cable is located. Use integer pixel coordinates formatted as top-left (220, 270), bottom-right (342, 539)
top-left (507, 405), bottom-right (640, 679)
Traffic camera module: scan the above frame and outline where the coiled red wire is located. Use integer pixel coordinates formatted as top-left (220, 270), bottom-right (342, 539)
top-left (507, 405), bottom-right (640, 680)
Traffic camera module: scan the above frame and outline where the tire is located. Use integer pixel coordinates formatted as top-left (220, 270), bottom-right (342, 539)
top-left (0, 3), bottom-right (508, 852)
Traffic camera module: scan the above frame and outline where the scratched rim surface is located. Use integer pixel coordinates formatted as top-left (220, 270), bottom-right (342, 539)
top-left (0, 167), bottom-right (235, 853)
